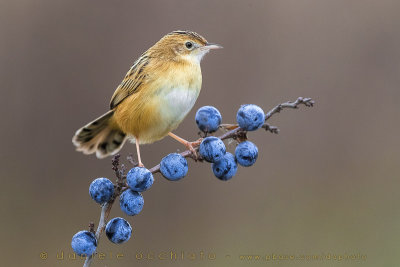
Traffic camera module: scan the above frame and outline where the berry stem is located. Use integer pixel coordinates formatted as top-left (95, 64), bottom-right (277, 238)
top-left (83, 202), bottom-right (113, 267)
top-left (84, 154), bottom-right (125, 267)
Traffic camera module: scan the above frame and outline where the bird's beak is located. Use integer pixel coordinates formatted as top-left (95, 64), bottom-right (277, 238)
top-left (204, 43), bottom-right (223, 50)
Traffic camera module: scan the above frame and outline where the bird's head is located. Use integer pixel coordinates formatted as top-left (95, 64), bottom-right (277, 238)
top-left (150, 30), bottom-right (222, 64)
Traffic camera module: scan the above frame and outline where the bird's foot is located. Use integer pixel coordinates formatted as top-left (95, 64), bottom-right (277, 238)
top-left (185, 138), bottom-right (202, 161)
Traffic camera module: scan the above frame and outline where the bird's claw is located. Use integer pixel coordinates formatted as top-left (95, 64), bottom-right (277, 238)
top-left (185, 141), bottom-right (200, 161)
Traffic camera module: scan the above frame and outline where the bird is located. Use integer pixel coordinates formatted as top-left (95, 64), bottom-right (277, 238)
top-left (72, 30), bottom-right (222, 167)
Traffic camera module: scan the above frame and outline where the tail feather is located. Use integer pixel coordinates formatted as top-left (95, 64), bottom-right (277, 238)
top-left (72, 110), bottom-right (127, 158)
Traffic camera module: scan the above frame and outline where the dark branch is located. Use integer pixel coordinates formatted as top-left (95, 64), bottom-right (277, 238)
top-left (264, 97), bottom-right (314, 121)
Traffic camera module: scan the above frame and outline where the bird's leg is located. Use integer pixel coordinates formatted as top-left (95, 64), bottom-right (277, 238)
top-left (135, 139), bottom-right (144, 167)
top-left (168, 132), bottom-right (202, 159)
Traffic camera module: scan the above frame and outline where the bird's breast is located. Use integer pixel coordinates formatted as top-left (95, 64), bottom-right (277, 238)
top-left (155, 63), bottom-right (202, 126)
top-left (159, 85), bottom-right (200, 124)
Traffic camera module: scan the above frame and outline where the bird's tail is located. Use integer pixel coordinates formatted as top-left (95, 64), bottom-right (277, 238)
top-left (72, 110), bottom-right (127, 158)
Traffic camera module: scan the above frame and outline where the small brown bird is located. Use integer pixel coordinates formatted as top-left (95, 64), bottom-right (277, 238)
top-left (72, 31), bottom-right (222, 166)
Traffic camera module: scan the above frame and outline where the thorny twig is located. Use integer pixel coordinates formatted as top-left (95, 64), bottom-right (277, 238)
top-left (265, 97), bottom-right (314, 120)
top-left (83, 97), bottom-right (314, 267)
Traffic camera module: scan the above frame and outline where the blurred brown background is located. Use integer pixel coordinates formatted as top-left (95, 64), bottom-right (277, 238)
top-left (1, 0), bottom-right (399, 266)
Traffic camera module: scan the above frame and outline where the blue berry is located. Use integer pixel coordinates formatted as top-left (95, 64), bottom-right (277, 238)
top-left (160, 153), bottom-right (188, 181)
top-left (235, 141), bottom-right (258, 167)
top-left (89, 178), bottom-right (114, 204)
top-left (105, 217), bottom-right (132, 244)
top-left (71, 230), bottom-right (97, 256)
top-left (127, 167), bottom-right (153, 192)
top-left (236, 104), bottom-right (265, 131)
top-left (119, 189), bottom-right (144, 216)
top-left (199, 136), bottom-right (226, 163)
top-left (195, 106), bottom-right (222, 133)
top-left (212, 152), bottom-right (238, 181)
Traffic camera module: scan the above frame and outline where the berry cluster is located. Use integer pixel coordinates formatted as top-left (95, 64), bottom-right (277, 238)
top-left (71, 104), bottom-right (265, 257)
top-left (72, 166), bottom-right (153, 256)
top-left (198, 105), bottom-right (262, 180)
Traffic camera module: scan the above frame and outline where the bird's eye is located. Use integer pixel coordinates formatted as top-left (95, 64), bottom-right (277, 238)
top-left (185, 41), bottom-right (193, 50)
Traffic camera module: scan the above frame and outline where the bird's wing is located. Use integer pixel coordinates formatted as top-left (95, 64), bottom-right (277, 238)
top-left (109, 54), bottom-right (150, 109)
